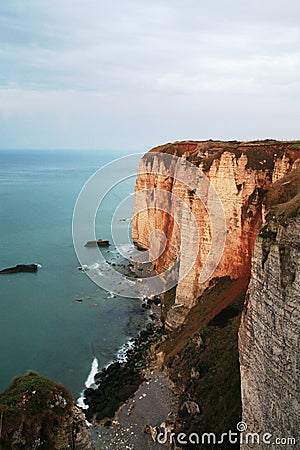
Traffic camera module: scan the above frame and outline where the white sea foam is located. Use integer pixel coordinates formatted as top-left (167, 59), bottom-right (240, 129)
top-left (85, 356), bottom-right (99, 388)
top-left (78, 262), bottom-right (104, 274)
top-left (77, 339), bottom-right (136, 415)
top-left (77, 394), bottom-right (88, 410)
top-left (109, 243), bottom-right (135, 257)
top-left (89, 262), bottom-right (101, 270)
top-left (117, 243), bottom-right (135, 254)
top-left (77, 356), bottom-right (99, 411)
top-left (116, 338), bottom-right (135, 363)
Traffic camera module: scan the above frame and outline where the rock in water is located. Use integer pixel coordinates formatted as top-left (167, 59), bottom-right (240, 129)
top-left (84, 239), bottom-right (110, 247)
top-left (0, 264), bottom-right (39, 274)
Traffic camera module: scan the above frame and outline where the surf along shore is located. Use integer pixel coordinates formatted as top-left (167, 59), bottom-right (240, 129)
top-left (82, 293), bottom-right (179, 450)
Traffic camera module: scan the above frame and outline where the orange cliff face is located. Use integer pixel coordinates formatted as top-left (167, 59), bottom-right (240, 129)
top-left (132, 140), bottom-right (300, 329)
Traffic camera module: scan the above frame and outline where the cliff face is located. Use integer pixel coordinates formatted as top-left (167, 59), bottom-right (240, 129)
top-left (131, 141), bottom-right (299, 448)
top-left (239, 169), bottom-right (300, 448)
top-left (132, 140), bottom-right (299, 329)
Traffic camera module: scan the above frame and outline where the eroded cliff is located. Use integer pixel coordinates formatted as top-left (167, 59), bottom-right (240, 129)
top-left (239, 169), bottom-right (300, 448)
top-left (132, 140), bottom-right (299, 329)
top-left (132, 140), bottom-right (299, 448)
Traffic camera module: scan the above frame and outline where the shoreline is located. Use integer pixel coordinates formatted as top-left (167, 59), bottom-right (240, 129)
top-left (76, 247), bottom-right (180, 448)
top-left (76, 247), bottom-right (155, 410)
top-left (83, 311), bottom-right (164, 422)
top-left (79, 300), bottom-right (178, 449)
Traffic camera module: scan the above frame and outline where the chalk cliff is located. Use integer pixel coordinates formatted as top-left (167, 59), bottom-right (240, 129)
top-left (132, 140), bottom-right (299, 448)
top-left (132, 140), bottom-right (299, 329)
top-left (239, 168), bottom-right (300, 448)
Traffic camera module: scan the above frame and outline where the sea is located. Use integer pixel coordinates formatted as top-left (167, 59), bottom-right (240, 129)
top-left (0, 149), bottom-right (149, 399)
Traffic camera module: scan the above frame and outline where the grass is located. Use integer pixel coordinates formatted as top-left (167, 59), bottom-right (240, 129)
top-left (0, 371), bottom-right (73, 449)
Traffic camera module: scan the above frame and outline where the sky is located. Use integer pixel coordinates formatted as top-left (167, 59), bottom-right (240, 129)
top-left (0, 0), bottom-right (299, 151)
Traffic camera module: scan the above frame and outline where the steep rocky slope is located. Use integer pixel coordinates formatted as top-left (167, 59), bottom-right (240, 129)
top-left (132, 140), bottom-right (299, 329)
top-left (239, 169), bottom-right (300, 449)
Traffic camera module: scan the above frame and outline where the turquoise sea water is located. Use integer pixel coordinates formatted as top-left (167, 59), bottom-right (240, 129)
top-left (0, 149), bottom-right (147, 397)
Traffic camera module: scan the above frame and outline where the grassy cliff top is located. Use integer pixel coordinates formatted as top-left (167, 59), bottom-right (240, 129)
top-left (0, 371), bottom-right (73, 449)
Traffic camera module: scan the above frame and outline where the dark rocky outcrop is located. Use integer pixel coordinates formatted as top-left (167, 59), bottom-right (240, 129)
top-left (84, 324), bottom-right (164, 423)
top-left (0, 264), bottom-right (38, 274)
top-left (84, 240), bottom-right (110, 247)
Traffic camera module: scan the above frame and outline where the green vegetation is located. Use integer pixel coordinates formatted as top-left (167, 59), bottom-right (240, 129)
top-left (0, 371), bottom-right (73, 449)
top-left (285, 141), bottom-right (300, 149)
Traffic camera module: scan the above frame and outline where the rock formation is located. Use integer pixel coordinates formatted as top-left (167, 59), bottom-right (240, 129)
top-left (239, 168), bottom-right (300, 448)
top-left (0, 264), bottom-right (38, 274)
top-left (0, 371), bottom-right (94, 449)
top-left (132, 140), bottom-right (299, 329)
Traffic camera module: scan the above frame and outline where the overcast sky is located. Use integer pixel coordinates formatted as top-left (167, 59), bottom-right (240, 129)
top-left (0, 0), bottom-right (299, 151)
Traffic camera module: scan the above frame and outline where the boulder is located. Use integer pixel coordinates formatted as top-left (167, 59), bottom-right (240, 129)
top-left (84, 239), bottom-right (110, 247)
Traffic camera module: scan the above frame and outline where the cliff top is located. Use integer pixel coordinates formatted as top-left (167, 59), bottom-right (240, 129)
top-left (148, 139), bottom-right (300, 171)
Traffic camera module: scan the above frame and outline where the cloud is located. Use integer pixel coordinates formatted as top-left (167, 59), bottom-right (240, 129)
top-left (0, 0), bottom-right (299, 149)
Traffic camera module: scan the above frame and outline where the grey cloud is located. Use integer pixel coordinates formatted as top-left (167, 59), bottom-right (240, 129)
top-left (0, 0), bottom-right (299, 149)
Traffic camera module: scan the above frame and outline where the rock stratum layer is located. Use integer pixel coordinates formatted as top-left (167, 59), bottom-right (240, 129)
top-left (132, 140), bottom-right (299, 329)
top-left (239, 168), bottom-right (300, 449)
